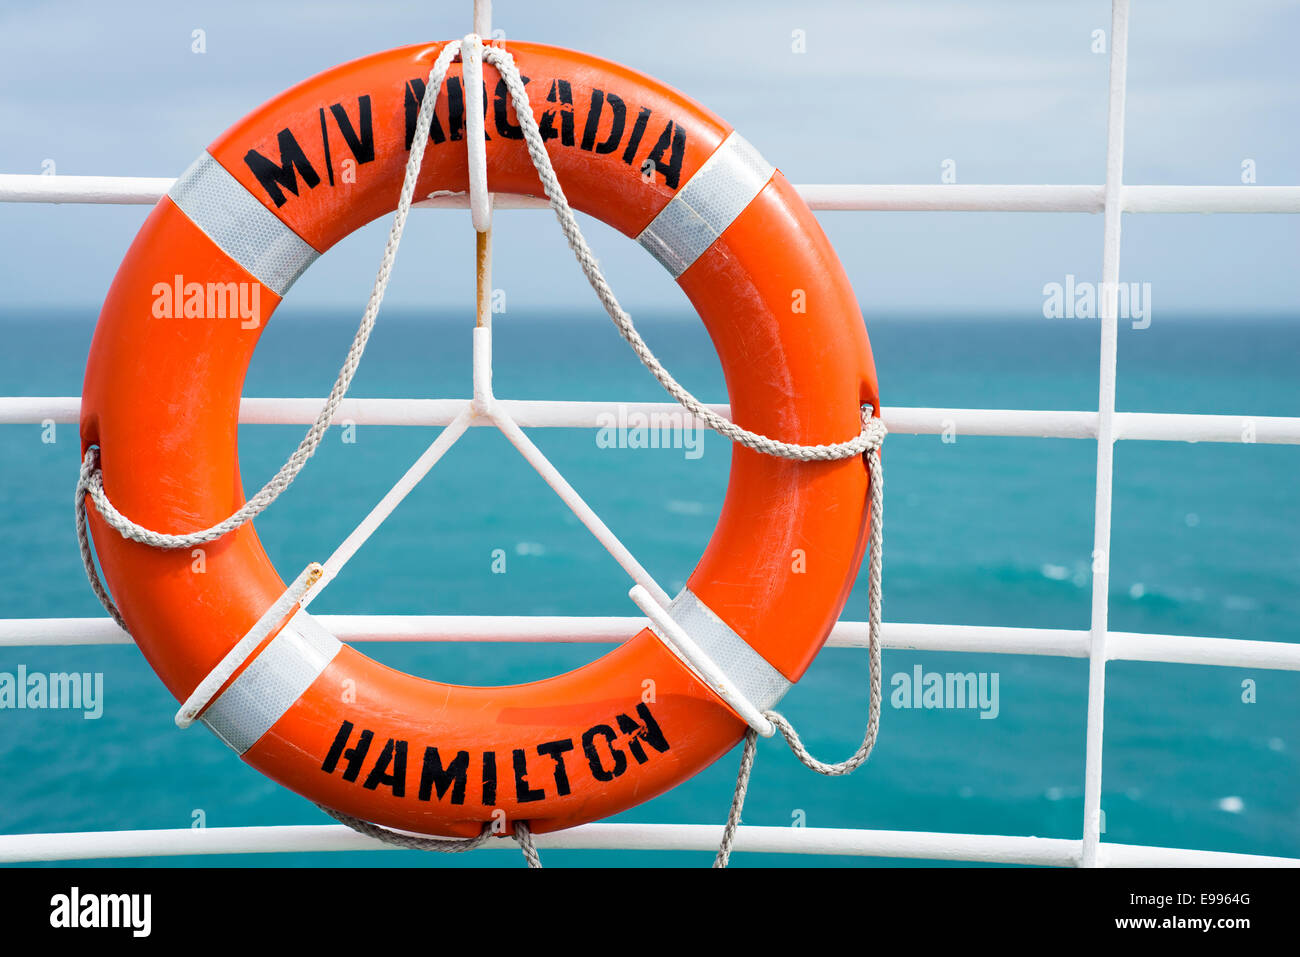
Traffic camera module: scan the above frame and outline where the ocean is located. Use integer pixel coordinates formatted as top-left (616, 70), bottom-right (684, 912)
top-left (1, 307), bottom-right (1297, 867)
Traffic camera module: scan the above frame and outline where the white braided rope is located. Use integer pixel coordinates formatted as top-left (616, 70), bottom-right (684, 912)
top-left (76, 38), bottom-right (463, 555)
top-left (74, 449), bottom-right (127, 630)
top-left (481, 44), bottom-right (879, 462)
top-left (513, 820), bottom-right (544, 868)
top-left (318, 803), bottom-right (492, 853)
top-left (318, 803), bottom-right (542, 866)
top-left (712, 726), bottom-right (759, 867)
top-left (713, 438), bottom-right (884, 867)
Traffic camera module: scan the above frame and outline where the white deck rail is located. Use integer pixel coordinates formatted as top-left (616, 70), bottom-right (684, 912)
top-left (0, 0), bottom-right (1297, 867)
top-left (5, 176), bottom-right (1300, 214)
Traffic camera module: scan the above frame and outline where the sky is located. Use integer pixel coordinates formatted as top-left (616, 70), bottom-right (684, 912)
top-left (0, 0), bottom-right (1296, 318)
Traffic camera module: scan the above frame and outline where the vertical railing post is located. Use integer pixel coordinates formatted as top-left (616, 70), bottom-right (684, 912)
top-left (1082, 0), bottom-right (1132, 868)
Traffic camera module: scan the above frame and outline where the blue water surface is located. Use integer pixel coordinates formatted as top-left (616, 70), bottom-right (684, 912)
top-left (0, 305), bottom-right (1296, 867)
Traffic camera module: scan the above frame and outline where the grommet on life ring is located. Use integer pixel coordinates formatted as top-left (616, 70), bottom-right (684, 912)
top-left (80, 40), bottom-right (880, 837)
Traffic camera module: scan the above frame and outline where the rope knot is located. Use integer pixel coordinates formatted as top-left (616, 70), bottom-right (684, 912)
top-left (861, 406), bottom-right (887, 450)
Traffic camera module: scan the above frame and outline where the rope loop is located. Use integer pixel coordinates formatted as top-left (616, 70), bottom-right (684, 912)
top-left (317, 804), bottom-right (542, 867)
top-left (713, 438), bottom-right (884, 867)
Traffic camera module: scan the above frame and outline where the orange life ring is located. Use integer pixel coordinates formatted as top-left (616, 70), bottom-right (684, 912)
top-left (81, 41), bottom-right (880, 837)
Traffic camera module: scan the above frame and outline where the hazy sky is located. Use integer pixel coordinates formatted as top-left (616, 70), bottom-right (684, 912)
top-left (1, 0), bottom-right (1296, 317)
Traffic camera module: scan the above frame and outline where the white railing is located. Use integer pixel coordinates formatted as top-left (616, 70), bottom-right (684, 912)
top-left (2, 821), bottom-right (1297, 868)
top-left (4, 399), bottom-right (1300, 444)
top-left (4, 176), bottom-right (1300, 214)
top-left (4, 616), bottom-right (1299, 672)
top-left (0, 0), bottom-right (1296, 867)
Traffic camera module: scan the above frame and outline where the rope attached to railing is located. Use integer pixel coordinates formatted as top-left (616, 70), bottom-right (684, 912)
top-left (714, 437), bottom-right (883, 867)
top-left (318, 803), bottom-right (542, 867)
top-left (73, 35), bottom-right (886, 869)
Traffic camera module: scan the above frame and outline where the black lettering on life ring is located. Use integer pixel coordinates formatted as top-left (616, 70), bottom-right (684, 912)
top-left (318, 702), bottom-right (671, 805)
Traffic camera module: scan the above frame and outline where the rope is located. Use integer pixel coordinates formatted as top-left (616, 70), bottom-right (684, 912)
top-left (75, 448), bottom-right (127, 631)
top-left (74, 36), bottom-right (886, 869)
top-left (319, 803), bottom-right (543, 866)
top-left (318, 804), bottom-right (491, 853)
top-left (514, 820), bottom-right (544, 869)
top-left (712, 727), bottom-right (759, 868)
top-left (480, 45), bottom-right (879, 463)
top-left (713, 437), bottom-right (884, 867)
top-left (74, 38), bottom-right (463, 563)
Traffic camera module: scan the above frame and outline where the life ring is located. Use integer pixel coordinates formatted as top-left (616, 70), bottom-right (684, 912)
top-left (81, 40), bottom-right (880, 837)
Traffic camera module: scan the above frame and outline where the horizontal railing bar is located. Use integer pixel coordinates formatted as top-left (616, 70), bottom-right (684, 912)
top-left (888, 407), bottom-right (1099, 439)
top-left (1122, 185), bottom-right (1300, 214)
top-left (0, 821), bottom-right (1294, 866)
top-left (1105, 631), bottom-right (1300, 670)
top-left (806, 184), bottom-right (1300, 214)
top-left (3, 616), bottom-right (1295, 671)
top-left (0, 822), bottom-right (1077, 865)
top-left (8, 397), bottom-right (1300, 444)
top-left (3, 615), bottom-right (1085, 653)
top-left (3, 175), bottom-right (1299, 213)
top-left (1100, 842), bottom-right (1300, 867)
top-left (0, 174), bottom-right (176, 206)
top-left (4, 397), bottom-right (728, 429)
top-left (1112, 412), bottom-right (1298, 444)
top-left (800, 184), bottom-right (1104, 212)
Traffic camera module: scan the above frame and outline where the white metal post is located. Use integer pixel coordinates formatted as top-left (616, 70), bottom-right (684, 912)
top-left (473, 0), bottom-right (491, 40)
top-left (1082, 0), bottom-right (1132, 869)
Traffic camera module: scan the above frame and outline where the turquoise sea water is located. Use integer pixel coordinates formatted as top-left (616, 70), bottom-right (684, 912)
top-left (0, 307), bottom-right (1297, 867)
